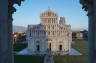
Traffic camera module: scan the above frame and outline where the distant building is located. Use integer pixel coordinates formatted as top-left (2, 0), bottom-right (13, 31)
top-left (13, 32), bottom-right (26, 44)
top-left (72, 31), bottom-right (83, 40)
top-left (81, 30), bottom-right (88, 40)
top-left (27, 8), bottom-right (72, 54)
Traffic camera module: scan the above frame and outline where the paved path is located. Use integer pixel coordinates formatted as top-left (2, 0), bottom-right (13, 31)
top-left (44, 53), bottom-right (54, 63)
top-left (69, 48), bottom-right (82, 55)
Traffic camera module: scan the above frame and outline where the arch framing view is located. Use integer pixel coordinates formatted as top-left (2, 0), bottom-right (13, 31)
top-left (0, 0), bottom-right (96, 63)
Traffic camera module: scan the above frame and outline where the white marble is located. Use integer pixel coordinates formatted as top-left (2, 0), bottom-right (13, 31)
top-left (27, 9), bottom-right (72, 53)
top-left (16, 48), bottom-right (82, 55)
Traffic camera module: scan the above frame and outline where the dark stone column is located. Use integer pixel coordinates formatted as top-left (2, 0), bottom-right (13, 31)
top-left (0, 0), bottom-right (13, 63)
top-left (80, 0), bottom-right (96, 63)
top-left (88, 9), bottom-right (95, 63)
top-left (93, 0), bottom-right (96, 62)
top-left (0, 19), bottom-right (13, 63)
top-left (0, 0), bottom-right (24, 63)
top-left (88, 0), bottom-right (96, 63)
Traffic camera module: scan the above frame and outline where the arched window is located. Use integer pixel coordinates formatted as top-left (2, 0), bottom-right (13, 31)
top-left (48, 25), bottom-right (50, 30)
top-left (30, 29), bottom-right (31, 37)
top-left (48, 31), bottom-right (50, 35)
top-left (53, 26), bottom-right (54, 29)
top-left (48, 12), bottom-right (51, 16)
top-left (53, 31), bottom-right (55, 36)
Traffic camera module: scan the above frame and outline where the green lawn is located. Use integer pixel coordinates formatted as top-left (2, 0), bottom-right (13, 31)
top-left (13, 43), bottom-right (44, 63)
top-left (13, 43), bottom-right (27, 51)
top-left (54, 55), bottom-right (88, 63)
top-left (14, 55), bottom-right (44, 63)
top-left (13, 40), bottom-right (88, 63)
top-left (72, 40), bottom-right (88, 55)
top-left (54, 40), bottom-right (88, 63)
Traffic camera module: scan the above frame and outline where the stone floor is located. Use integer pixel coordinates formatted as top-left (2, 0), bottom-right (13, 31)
top-left (15, 48), bottom-right (82, 55)
top-left (69, 48), bottom-right (82, 55)
top-left (44, 53), bottom-right (54, 63)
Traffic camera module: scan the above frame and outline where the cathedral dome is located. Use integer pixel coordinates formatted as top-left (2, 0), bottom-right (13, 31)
top-left (40, 8), bottom-right (57, 17)
top-left (40, 8), bottom-right (58, 24)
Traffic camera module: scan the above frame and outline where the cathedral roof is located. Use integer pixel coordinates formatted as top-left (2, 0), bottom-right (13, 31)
top-left (40, 8), bottom-right (57, 17)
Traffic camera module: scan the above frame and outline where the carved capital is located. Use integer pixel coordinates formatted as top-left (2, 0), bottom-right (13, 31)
top-left (8, 0), bottom-right (24, 20)
top-left (80, 0), bottom-right (93, 11)
top-left (80, 0), bottom-right (93, 16)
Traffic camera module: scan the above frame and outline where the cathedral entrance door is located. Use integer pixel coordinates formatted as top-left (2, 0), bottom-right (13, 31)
top-left (49, 43), bottom-right (51, 51)
top-left (48, 43), bottom-right (51, 51)
top-left (59, 45), bottom-right (62, 51)
top-left (36, 45), bottom-right (40, 52)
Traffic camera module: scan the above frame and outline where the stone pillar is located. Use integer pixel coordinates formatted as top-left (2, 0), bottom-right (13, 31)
top-left (0, 0), bottom-right (24, 63)
top-left (0, 0), bottom-right (13, 63)
top-left (0, 17), bottom-right (13, 63)
top-left (88, 0), bottom-right (96, 63)
top-left (93, 0), bottom-right (96, 62)
top-left (88, 9), bottom-right (94, 63)
top-left (80, 0), bottom-right (96, 63)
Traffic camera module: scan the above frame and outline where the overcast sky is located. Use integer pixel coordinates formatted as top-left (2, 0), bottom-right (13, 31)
top-left (13, 0), bottom-right (88, 30)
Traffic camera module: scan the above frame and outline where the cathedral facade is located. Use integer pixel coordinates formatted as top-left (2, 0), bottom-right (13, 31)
top-left (26, 9), bottom-right (72, 54)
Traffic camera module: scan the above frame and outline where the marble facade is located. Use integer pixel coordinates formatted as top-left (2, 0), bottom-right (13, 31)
top-left (27, 9), bottom-right (72, 53)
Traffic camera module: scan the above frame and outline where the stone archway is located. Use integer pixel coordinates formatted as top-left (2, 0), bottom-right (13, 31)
top-left (36, 45), bottom-right (40, 52)
top-left (49, 43), bottom-right (51, 51)
top-left (59, 45), bottom-right (62, 51)
top-left (36, 40), bottom-right (40, 52)
top-left (0, 0), bottom-right (96, 63)
top-left (47, 42), bottom-right (52, 51)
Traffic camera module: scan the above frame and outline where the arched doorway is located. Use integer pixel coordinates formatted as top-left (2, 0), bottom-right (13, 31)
top-left (59, 45), bottom-right (62, 51)
top-left (36, 41), bottom-right (40, 51)
top-left (36, 45), bottom-right (40, 52)
top-left (48, 43), bottom-right (51, 51)
top-left (49, 43), bottom-right (51, 51)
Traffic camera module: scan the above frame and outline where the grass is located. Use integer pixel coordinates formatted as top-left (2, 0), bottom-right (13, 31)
top-left (14, 55), bottom-right (44, 63)
top-left (72, 40), bottom-right (88, 55)
top-left (13, 43), bottom-right (27, 51)
top-left (54, 55), bottom-right (88, 63)
top-left (54, 40), bottom-right (88, 63)
top-left (13, 40), bottom-right (88, 63)
top-left (13, 43), bottom-right (44, 63)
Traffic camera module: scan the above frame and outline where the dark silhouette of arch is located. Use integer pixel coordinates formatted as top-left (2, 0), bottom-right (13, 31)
top-left (36, 45), bottom-right (40, 52)
top-left (59, 45), bottom-right (62, 51)
top-left (49, 43), bottom-right (51, 51)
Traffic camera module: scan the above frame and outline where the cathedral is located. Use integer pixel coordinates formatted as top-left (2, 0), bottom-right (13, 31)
top-left (26, 8), bottom-right (72, 54)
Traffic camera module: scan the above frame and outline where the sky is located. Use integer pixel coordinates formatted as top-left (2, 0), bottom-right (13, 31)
top-left (13, 0), bottom-right (88, 30)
